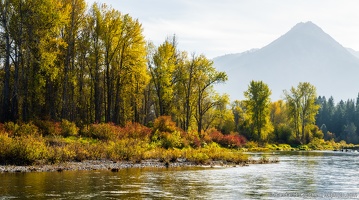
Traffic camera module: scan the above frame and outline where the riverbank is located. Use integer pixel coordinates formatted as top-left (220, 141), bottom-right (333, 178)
top-left (0, 157), bottom-right (279, 173)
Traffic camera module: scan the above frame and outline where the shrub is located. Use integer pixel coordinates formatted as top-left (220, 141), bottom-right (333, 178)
top-left (200, 130), bottom-right (213, 145)
top-left (4, 122), bottom-right (40, 137)
top-left (207, 129), bottom-right (246, 148)
top-left (70, 143), bottom-right (90, 161)
top-left (183, 130), bottom-right (201, 148)
top-left (162, 131), bottom-right (183, 149)
top-left (0, 133), bottom-right (13, 164)
top-left (34, 120), bottom-right (61, 136)
top-left (143, 148), bottom-right (164, 160)
top-left (265, 143), bottom-right (278, 150)
top-left (106, 139), bottom-right (147, 162)
top-left (307, 138), bottom-right (338, 150)
top-left (87, 142), bottom-right (106, 159)
top-left (15, 123), bottom-right (39, 137)
top-left (208, 129), bottom-right (224, 143)
top-left (221, 133), bottom-right (246, 148)
top-left (245, 141), bottom-right (259, 149)
top-left (298, 145), bottom-right (310, 151)
top-left (188, 152), bottom-right (209, 164)
top-left (10, 135), bottom-right (48, 165)
top-left (4, 122), bottom-right (19, 136)
top-left (61, 119), bottom-right (79, 137)
top-left (47, 146), bottom-right (76, 164)
top-left (203, 142), bottom-right (222, 160)
top-left (151, 130), bottom-right (183, 149)
top-left (226, 152), bottom-right (249, 164)
top-left (153, 116), bottom-right (177, 133)
top-left (278, 144), bottom-right (292, 151)
top-left (0, 123), bottom-right (5, 132)
top-left (159, 148), bottom-right (183, 163)
top-left (119, 122), bottom-right (152, 140)
top-left (83, 123), bottom-right (119, 141)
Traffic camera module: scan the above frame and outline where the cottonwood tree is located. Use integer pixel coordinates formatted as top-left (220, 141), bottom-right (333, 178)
top-left (148, 37), bottom-right (177, 117)
top-left (61, 0), bottom-right (86, 121)
top-left (112, 14), bottom-right (148, 125)
top-left (232, 100), bottom-right (250, 136)
top-left (271, 100), bottom-right (292, 143)
top-left (193, 55), bottom-right (227, 133)
top-left (284, 82), bottom-right (319, 144)
top-left (244, 80), bottom-right (273, 142)
top-left (202, 94), bottom-right (234, 134)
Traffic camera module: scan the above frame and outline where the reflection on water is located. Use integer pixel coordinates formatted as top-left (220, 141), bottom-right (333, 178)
top-left (1, 151), bottom-right (359, 199)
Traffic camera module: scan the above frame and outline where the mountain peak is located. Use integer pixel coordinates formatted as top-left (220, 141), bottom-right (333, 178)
top-left (214, 21), bottom-right (359, 101)
top-left (262, 21), bottom-right (348, 59)
top-left (288, 21), bottom-right (326, 37)
top-left (291, 21), bottom-right (317, 29)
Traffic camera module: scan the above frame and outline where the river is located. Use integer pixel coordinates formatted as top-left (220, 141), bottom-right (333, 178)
top-left (1, 151), bottom-right (359, 199)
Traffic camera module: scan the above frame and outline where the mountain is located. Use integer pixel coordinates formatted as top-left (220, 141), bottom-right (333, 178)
top-left (214, 21), bottom-right (359, 101)
top-left (347, 48), bottom-right (359, 59)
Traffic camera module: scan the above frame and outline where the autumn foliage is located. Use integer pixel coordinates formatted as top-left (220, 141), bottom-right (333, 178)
top-left (0, 116), bottom-right (247, 165)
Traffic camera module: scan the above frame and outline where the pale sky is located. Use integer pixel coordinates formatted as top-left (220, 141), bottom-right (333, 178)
top-left (87, 0), bottom-right (359, 59)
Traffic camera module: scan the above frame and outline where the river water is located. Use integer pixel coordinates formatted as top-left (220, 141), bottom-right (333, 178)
top-left (1, 151), bottom-right (359, 199)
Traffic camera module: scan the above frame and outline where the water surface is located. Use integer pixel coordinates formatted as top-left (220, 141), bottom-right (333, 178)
top-left (1, 151), bottom-right (359, 199)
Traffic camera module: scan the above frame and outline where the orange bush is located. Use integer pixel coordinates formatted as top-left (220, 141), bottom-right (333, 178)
top-left (153, 116), bottom-right (177, 133)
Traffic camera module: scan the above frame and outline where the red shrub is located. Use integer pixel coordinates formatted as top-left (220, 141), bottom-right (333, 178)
top-left (192, 136), bottom-right (202, 148)
top-left (207, 129), bottom-right (246, 148)
top-left (221, 134), bottom-right (246, 148)
top-left (119, 122), bottom-right (152, 139)
top-left (208, 130), bottom-right (224, 144)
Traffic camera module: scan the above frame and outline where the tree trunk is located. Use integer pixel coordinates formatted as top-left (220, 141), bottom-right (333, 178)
top-left (1, 1), bottom-right (11, 122)
top-left (197, 90), bottom-right (202, 133)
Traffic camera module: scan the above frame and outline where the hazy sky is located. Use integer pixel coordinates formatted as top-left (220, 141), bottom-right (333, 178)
top-left (87, 0), bottom-right (359, 58)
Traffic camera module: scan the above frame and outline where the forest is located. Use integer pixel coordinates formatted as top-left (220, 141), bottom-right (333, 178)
top-left (1, 0), bottom-right (359, 150)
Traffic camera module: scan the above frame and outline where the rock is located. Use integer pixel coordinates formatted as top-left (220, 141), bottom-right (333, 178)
top-left (111, 168), bottom-right (119, 172)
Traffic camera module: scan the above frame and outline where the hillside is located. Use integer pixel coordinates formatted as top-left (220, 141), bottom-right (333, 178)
top-left (214, 21), bottom-right (359, 101)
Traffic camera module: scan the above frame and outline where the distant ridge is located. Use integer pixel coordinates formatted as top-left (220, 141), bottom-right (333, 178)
top-left (214, 21), bottom-right (359, 101)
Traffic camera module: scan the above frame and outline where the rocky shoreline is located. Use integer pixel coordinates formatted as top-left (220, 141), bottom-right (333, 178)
top-left (0, 158), bottom-right (278, 173)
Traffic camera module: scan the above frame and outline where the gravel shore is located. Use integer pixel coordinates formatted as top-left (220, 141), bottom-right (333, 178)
top-left (0, 158), bottom-right (279, 173)
top-left (0, 159), bottom-right (221, 173)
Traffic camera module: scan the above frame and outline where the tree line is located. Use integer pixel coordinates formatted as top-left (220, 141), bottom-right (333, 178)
top-left (234, 81), bottom-right (321, 145)
top-left (316, 95), bottom-right (359, 144)
top-left (0, 1), bottom-right (227, 132)
top-left (235, 81), bottom-right (359, 145)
